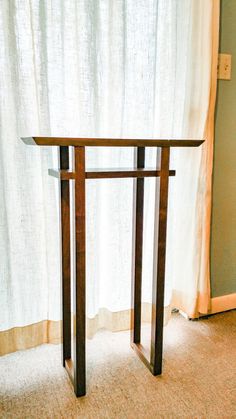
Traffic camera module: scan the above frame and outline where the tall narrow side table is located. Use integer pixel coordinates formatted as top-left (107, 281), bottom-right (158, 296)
top-left (22, 137), bottom-right (203, 397)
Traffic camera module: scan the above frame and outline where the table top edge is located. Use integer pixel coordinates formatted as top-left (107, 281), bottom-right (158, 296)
top-left (21, 137), bottom-right (204, 147)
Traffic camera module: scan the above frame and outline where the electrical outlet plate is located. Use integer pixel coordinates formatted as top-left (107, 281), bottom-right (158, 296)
top-left (217, 53), bottom-right (232, 80)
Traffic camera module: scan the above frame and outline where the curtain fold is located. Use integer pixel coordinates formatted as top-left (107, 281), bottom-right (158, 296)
top-left (197, 0), bottom-right (220, 315)
top-left (170, 0), bottom-right (220, 317)
top-left (0, 0), bottom-right (219, 354)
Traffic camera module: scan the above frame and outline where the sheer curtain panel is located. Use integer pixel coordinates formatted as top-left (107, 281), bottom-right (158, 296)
top-left (0, 0), bottom-right (219, 355)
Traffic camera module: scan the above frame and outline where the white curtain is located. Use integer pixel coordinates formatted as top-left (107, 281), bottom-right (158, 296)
top-left (0, 0), bottom-right (217, 342)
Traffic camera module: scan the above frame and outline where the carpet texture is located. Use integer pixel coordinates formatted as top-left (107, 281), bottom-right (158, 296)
top-left (0, 311), bottom-right (235, 418)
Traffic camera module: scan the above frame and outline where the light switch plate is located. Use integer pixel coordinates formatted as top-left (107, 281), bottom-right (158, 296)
top-left (217, 53), bottom-right (232, 80)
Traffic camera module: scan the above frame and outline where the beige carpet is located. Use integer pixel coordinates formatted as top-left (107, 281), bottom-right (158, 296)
top-left (0, 311), bottom-right (235, 419)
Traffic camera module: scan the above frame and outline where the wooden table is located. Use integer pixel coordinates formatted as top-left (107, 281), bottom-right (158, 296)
top-left (22, 137), bottom-right (203, 396)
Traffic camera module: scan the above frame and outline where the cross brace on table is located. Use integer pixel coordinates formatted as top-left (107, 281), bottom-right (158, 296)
top-left (21, 137), bottom-right (203, 396)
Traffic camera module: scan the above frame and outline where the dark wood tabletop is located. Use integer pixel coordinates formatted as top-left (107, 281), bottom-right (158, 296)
top-left (21, 137), bottom-right (204, 148)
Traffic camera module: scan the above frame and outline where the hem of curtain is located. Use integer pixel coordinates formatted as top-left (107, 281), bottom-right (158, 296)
top-left (0, 303), bottom-right (172, 356)
top-left (171, 290), bottom-right (210, 319)
top-left (86, 303), bottom-right (171, 339)
top-left (0, 320), bottom-right (62, 356)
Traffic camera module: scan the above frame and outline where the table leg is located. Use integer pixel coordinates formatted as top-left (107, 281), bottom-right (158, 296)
top-left (131, 147), bottom-right (145, 344)
top-left (60, 146), bottom-right (71, 365)
top-left (74, 146), bottom-right (86, 397)
top-left (150, 147), bottom-right (170, 375)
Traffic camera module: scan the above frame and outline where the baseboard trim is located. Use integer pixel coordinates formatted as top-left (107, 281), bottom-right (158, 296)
top-left (210, 293), bottom-right (236, 314)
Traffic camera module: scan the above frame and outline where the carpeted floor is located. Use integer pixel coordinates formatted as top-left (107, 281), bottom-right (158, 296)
top-left (0, 311), bottom-right (235, 419)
